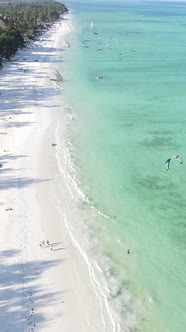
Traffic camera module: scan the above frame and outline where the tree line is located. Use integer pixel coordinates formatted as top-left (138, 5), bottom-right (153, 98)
top-left (0, 0), bottom-right (68, 63)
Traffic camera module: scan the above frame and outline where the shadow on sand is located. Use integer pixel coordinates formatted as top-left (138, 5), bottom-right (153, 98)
top-left (0, 42), bottom-right (66, 119)
top-left (0, 249), bottom-right (66, 331)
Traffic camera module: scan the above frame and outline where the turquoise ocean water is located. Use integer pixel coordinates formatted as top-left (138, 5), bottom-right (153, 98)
top-left (57, 1), bottom-right (186, 331)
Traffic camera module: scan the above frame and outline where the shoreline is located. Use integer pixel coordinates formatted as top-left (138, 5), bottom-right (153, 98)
top-left (0, 14), bottom-right (112, 332)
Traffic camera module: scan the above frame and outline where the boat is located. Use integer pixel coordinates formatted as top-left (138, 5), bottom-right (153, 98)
top-left (50, 69), bottom-right (63, 82)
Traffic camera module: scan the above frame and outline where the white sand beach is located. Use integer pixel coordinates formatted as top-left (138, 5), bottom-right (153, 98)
top-left (0, 15), bottom-right (111, 332)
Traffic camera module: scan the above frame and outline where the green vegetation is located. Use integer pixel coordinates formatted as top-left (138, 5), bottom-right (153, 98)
top-left (0, 0), bottom-right (68, 64)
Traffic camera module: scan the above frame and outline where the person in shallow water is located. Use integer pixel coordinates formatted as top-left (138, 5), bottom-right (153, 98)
top-left (127, 249), bottom-right (130, 254)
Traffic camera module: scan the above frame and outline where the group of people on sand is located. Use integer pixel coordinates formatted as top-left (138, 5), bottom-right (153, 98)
top-left (39, 240), bottom-right (52, 250)
top-left (40, 238), bottom-right (130, 254)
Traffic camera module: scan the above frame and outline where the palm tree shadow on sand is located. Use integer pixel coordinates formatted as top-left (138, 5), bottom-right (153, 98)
top-left (0, 249), bottom-right (66, 331)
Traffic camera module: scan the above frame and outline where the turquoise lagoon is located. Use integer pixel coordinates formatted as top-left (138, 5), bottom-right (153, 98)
top-left (57, 1), bottom-right (186, 331)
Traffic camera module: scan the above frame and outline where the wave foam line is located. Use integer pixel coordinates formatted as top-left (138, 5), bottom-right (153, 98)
top-left (55, 122), bottom-right (120, 332)
top-left (57, 113), bottom-right (110, 220)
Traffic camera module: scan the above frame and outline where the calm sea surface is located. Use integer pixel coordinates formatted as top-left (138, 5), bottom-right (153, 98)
top-left (58, 1), bottom-right (186, 330)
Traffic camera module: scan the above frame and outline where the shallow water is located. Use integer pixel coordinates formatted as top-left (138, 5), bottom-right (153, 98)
top-left (57, 1), bottom-right (186, 330)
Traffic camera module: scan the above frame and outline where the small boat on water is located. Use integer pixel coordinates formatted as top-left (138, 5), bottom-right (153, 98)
top-left (50, 69), bottom-right (63, 82)
top-left (64, 40), bottom-right (70, 48)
